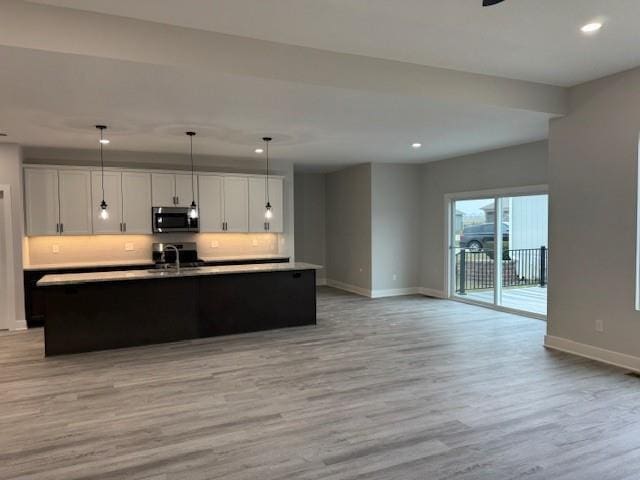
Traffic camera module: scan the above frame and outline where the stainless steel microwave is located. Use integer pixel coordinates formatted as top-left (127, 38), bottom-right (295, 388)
top-left (152, 207), bottom-right (199, 233)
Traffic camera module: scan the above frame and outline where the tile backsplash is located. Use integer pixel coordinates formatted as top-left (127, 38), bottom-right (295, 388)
top-left (26, 233), bottom-right (281, 266)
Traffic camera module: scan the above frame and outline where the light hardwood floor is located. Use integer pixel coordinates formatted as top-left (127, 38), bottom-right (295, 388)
top-left (2, 287), bottom-right (640, 479)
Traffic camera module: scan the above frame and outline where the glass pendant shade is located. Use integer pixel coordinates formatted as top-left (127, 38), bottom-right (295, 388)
top-left (265, 201), bottom-right (273, 219)
top-left (99, 199), bottom-right (109, 220)
top-left (189, 200), bottom-right (199, 219)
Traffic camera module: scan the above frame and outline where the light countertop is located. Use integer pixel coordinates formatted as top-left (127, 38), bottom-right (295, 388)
top-left (38, 262), bottom-right (321, 287)
top-left (24, 254), bottom-right (290, 271)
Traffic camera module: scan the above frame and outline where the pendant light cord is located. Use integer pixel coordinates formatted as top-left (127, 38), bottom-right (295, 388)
top-left (99, 127), bottom-right (105, 203)
top-left (265, 139), bottom-right (270, 204)
top-left (190, 133), bottom-right (195, 203)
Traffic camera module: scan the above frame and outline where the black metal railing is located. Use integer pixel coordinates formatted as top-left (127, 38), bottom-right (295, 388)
top-left (456, 246), bottom-right (548, 294)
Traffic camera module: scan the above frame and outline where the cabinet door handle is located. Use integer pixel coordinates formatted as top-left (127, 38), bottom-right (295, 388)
top-left (175, 196), bottom-right (179, 205)
top-left (56, 223), bottom-right (59, 233)
top-left (60, 223), bottom-right (64, 233)
top-left (123, 222), bottom-right (127, 232)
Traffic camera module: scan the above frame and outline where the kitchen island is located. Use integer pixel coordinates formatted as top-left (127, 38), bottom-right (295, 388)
top-left (38, 262), bottom-right (320, 356)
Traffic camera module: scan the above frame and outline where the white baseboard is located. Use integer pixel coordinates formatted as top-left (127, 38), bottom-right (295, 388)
top-left (326, 279), bottom-right (372, 297)
top-left (316, 277), bottom-right (327, 286)
top-left (418, 288), bottom-right (446, 298)
top-left (544, 335), bottom-right (640, 373)
top-left (13, 319), bottom-right (27, 331)
top-left (370, 287), bottom-right (421, 298)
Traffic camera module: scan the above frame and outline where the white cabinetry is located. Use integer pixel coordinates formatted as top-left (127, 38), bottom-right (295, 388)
top-left (122, 172), bottom-right (152, 234)
top-left (24, 168), bottom-right (92, 236)
top-left (91, 171), bottom-right (152, 234)
top-left (248, 177), bottom-right (284, 233)
top-left (198, 175), bottom-right (224, 232)
top-left (58, 170), bottom-right (92, 235)
top-left (223, 176), bottom-right (249, 232)
top-left (152, 173), bottom-right (197, 207)
top-left (25, 166), bottom-right (284, 237)
top-left (91, 171), bottom-right (122, 234)
top-left (24, 168), bottom-right (59, 236)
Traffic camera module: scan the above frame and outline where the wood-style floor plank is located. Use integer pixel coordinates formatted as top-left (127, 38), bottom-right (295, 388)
top-left (1, 287), bottom-right (639, 479)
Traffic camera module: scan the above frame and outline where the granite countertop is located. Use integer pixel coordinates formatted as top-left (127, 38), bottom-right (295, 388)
top-left (24, 254), bottom-right (290, 271)
top-left (38, 262), bottom-right (321, 287)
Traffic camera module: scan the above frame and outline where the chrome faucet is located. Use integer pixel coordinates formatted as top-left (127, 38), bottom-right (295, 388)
top-left (162, 244), bottom-right (180, 273)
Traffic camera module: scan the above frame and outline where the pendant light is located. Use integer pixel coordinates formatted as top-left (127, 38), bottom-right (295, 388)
top-left (186, 131), bottom-right (198, 219)
top-left (96, 125), bottom-right (109, 220)
top-left (262, 137), bottom-right (273, 219)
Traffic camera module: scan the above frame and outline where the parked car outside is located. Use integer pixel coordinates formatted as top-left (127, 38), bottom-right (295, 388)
top-left (460, 223), bottom-right (510, 259)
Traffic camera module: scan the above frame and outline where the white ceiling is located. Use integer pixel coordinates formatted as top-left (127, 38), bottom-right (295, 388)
top-left (27, 0), bottom-right (640, 86)
top-left (0, 0), bottom-right (637, 170)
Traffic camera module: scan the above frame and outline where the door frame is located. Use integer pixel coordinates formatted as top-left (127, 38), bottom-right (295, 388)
top-left (444, 184), bottom-right (548, 319)
top-left (0, 184), bottom-right (17, 330)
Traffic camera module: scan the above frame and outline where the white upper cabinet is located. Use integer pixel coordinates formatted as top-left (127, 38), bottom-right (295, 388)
top-left (152, 173), bottom-right (197, 207)
top-left (198, 175), bottom-right (224, 232)
top-left (223, 176), bottom-right (249, 232)
top-left (249, 177), bottom-right (284, 233)
top-left (24, 165), bottom-right (285, 237)
top-left (122, 172), bottom-right (152, 234)
top-left (91, 171), bottom-right (122, 234)
top-left (175, 174), bottom-right (196, 207)
top-left (24, 168), bottom-right (59, 236)
top-left (151, 173), bottom-right (175, 206)
top-left (58, 170), bottom-right (92, 235)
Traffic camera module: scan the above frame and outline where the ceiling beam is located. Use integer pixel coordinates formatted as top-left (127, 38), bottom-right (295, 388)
top-left (2, 0), bottom-right (567, 115)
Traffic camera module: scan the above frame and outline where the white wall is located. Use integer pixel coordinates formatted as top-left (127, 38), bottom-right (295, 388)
top-left (420, 141), bottom-right (548, 295)
top-left (371, 164), bottom-right (422, 294)
top-left (0, 144), bottom-right (26, 330)
top-left (546, 66), bottom-right (640, 364)
top-left (294, 172), bottom-right (326, 282)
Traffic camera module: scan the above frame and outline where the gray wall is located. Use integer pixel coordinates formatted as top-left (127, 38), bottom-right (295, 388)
top-left (0, 144), bottom-right (26, 329)
top-left (421, 141), bottom-right (548, 294)
top-left (547, 66), bottom-right (640, 358)
top-left (371, 164), bottom-right (422, 292)
top-left (294, 172), bottom-right (326, 281)
top-left (326, 164), bottom-right (372, 291)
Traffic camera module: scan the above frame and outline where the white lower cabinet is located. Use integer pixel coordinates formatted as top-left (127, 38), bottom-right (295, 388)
top-left (249, 177), bottom-right (284, 233)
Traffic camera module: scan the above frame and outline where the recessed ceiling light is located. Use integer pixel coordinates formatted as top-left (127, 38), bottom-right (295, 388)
top-left (255, 148), bottom-right (264, 154)
top-left (581, 22), bottom-right (602, 34)
top-left (411, 142), bottom-right (422, 149)
top-left (99, 139), bottom-right (110, 144)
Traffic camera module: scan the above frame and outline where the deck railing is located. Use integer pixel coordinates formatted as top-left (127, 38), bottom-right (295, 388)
top-left (456, 246), bottom-right (548, 294)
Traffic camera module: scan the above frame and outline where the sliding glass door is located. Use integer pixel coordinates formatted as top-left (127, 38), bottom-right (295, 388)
top-left (450, 192), bottom-right (548, 316)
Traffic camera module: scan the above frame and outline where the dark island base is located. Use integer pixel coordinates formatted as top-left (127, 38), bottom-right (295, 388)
top-left (44, 269), bottom-right (316, 356)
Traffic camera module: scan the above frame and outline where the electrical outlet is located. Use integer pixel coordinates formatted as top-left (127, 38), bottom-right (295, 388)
top-left (125, 242), bottom-right (134, 251)
top-left (210, 240), bottom-right (219, 248)
top-left (595, 319), bottom-right (604, 333)
top-left (52, 244), bottom-right (60, 254)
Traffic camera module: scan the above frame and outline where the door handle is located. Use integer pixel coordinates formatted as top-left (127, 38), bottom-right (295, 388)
top-left (56, 223), bottom-right (59, 233)
top-left (60, 223), bottom-right (63, 233)
top-left (123, 222), bottom-right (126, 232)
